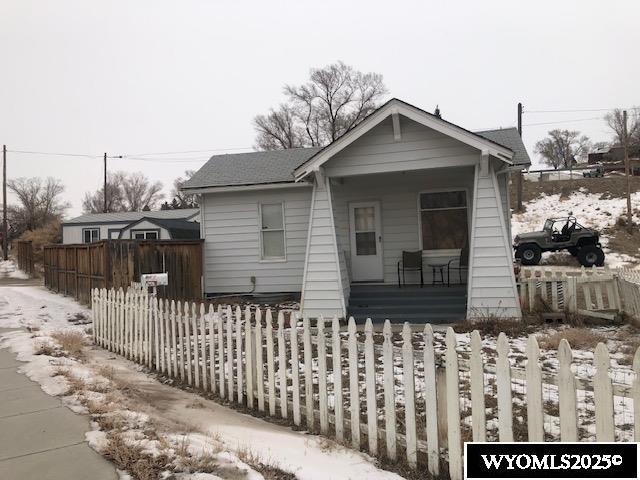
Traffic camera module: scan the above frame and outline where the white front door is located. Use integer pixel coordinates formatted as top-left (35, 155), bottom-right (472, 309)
top-left (349, 201), bottom-right (384, 282)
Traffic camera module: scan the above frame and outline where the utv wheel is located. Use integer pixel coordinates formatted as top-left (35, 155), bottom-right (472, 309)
top-left (568, 247), bottom-right (579, 256)
top-left (516, 244), bottom-right (542, 265)
top-left (577, 245), bottom-right (605, 267)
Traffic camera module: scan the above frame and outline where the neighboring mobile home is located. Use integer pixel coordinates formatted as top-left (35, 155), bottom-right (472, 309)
top-left (182, 98), bottom-right (531, 321)
top-left (61, 209), bottom-right (200, 244)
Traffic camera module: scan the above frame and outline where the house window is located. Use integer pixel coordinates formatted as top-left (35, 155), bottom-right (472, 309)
top-left (260, 203), bottom-right (285, 259)
top-left (82, 228), bottom-right (99, 243)
top-left (419, 191), bottom-right (468, 250)
top-left (132, 231), bottom-right (158, 240)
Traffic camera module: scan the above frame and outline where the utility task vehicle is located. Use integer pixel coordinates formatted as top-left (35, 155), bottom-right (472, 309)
top-left (583, 165), bottom-right (605, 178)
top-left (514, 216), bottom-right (605, 267)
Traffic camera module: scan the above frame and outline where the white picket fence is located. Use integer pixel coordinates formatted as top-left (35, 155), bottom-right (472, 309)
top-left (91, 287), bottom-right (640, 480)
top-left (519, 266), bottom-right (640, 324)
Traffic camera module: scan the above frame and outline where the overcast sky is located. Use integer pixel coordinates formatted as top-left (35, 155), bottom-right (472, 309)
top-left (2, 0), bottom-right (639, 217)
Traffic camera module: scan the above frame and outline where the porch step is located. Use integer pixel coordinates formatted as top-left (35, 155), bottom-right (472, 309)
top-left (347, 284), bottom-right (467, 324)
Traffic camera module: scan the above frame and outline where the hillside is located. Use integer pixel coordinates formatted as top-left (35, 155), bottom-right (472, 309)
top-left (511, 176), bottom-right (640, 268)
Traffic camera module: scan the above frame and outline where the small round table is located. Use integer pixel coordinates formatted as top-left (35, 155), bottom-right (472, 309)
top-left (426, 263), bottom-right (447, 286)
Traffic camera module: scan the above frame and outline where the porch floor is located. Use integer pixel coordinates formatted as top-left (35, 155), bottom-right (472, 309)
top-left (347, 284), bottom-right (467, 324)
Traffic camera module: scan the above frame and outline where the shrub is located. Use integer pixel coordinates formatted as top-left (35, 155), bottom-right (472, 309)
top-left (538, 327), bottom-right (606, 350)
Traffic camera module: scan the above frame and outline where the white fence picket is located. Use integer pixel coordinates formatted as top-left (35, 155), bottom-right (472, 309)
top-left (244, 306), bottom-right (253, 407)
top-left (290, 314), bottom-right (301, 426)
top-left (278, 312), bottom-right (288, 420)
top-left (317, 317), bottom-right (329, 435)
top-left (235, 306), bottom-right (243, 405)
top-left (217, 311), bottom-right (225, 399)
top-left (423, 324), bottom-right (439, 477)
top-left (382, 320), bottom-right (396, 461)
top-left (266, 310), bottom-right (276, 416)
top-left (255, 309), bottom-right (264, 412)
top-left (634, 348), bottom-right (640, 441)
top-left (445, 327), bottom-right (462, 480)
top-left (470, 330), bottom-right (486, 442)
top-left (558, 339), bottom-right (578, 441)
top-left (303, 317), bottom-right (314, 430)
top-left (191, 303), bottom-right (199, 389)
top-left (594, 342), bottom-right (615, 442)
top-left (496, 333), bottom-right (514, 442)
top-left (200, 304), bottom-right (207, 390)
top-left (347, 317), bottom-right (360, 450)
top-left (332, 316), bottom-right (343, 441)
top-left (364, 318), bottom-right (377, 455)
top-left (525, 335), bottom-right (544, 442)
top-left (226, 306), bottom-right (234, 400)
top-left (402, 322), bottom-right (417, 468)
top-left (184, 302), bottom-right (193, 386)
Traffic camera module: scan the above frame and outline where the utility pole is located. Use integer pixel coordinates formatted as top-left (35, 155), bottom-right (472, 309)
top-left (623, 110), bottom-right (632, 232)
top-left (516, 102), bottom-right (524, 212)
top-left (2, 145), bottom-right (7, 261)
top-left (103, 152), bottom-right (107, 213)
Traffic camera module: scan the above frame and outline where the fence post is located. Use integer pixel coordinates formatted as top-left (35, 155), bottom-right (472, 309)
top-left (423, 324), bottom-right (439, 476)
top-left (347, 317), bottom-right (360, 450)
top-left (266, 310), bottom-right (276, 416)
top-left (445, 327), bottom-right (462, 480)
top-left (594, 343), bottom-right (615, 442)
top-left (235, 306), bottom-right (243, 405)
top-left (226, 306), bottom-right (234, 400)
top-left (303, 316), bottom-right (314, 430)
top-left (470, 330), bottom-right (486, 442)
top-left (317, 317), bottom-right (329, 435)
top-left (497, 333), bottom-right (514, 442)
top-left (364, 318), bottom-right (377, 455)
top-left (277, 311), bottom-right (288, 420)
top-left (244, 306), bottom-right (252, 405)
top-left (332, 316), bottom-right (343, 441)
top-left (402, 322), bottom-right (417, 468)
top-left (382, 320), bottom-right (396, 461)
top-left (558, 339), bottom-right (578, 441)
top-left (290, 313), bottom-right (301, 426)
top-left (526, 335), bottom-right (544, 442)
top-left (255, 308), bottom-right (264, 412)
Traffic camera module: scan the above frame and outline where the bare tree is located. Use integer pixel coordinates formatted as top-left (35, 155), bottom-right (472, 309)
top-left (121, 172), bottom-right (163, 211)
top-left (168, 170), bottom-right (198, 208)
top-left (535, 129), bottom-right (591, 169)
top-left (81, 172), bottom-right (126, 213)
top-left (605, 108), bottom-right (640, 147)
top-left (7, 177), bottom-right (70, 235)
top-left (82, 171), bottom-right (163, 213)
top-left (254, 61), bottom-right (387, 150)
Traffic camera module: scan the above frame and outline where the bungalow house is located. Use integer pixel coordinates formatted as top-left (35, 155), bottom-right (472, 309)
top-left (182, 99), bottom-right (531, 322)
top-left (61, 209), bottom-right (200, 244)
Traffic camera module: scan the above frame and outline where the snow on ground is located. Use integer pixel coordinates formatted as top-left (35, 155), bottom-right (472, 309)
top-left (0, 286), bottom-right (402, 480)
top-left (512, 190), bottom-right (640, 268)
top-left (0, 259), bottom-right (30, 279)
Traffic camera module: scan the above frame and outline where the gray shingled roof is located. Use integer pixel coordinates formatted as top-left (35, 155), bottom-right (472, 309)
top-left (184, 124), bottom-right (530, 190)
top-left (182, 148), bottom-right (321, 189)
top-left (124, 217), bottom-right (201, 239)
top-left (63, 208), bottom-right (199, 225)
top-left (476, 127), bottom-right (531, 166)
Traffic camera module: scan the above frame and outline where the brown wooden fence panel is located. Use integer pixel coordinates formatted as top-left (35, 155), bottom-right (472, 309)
top-left (43, 240), bottom-right (203, 305)
top-left (15, 241), bottom-right (35, 277)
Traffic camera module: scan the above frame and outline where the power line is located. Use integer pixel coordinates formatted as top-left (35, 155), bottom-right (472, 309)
top-left (522, 116), bottom-right (604, 127)
top-left (7, 149), bottom-right (100, 158)
top-left (125, 147), bottom-right (253, 157)
top-left (525, 106), bottom-right (640, 114)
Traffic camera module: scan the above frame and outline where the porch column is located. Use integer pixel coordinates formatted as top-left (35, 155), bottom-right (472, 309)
top-left (300, 171), bottom-right (346, 319)
top-left (466, 154), bottom-right (522, 319)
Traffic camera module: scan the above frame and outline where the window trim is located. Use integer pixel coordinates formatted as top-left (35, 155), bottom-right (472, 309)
top-left (259, 202), bottom-right (287, 262)
top-left (82, 227), bottom-right (100, 243)
top-left (417, 188), bottom-right (470, 253)
top-left (130, 229), bottom-right (161, 240)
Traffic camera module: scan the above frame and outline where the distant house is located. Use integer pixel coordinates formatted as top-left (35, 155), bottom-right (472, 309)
top-left (182, 98), bottom-right (531, 322)
top-left (61, 209), bottom-right (200, 244)
top-left (588, 145), bottom-right (640, 164)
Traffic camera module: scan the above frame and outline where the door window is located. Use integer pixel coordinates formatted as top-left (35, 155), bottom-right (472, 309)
top-left (354, 206), bottom-right (377, 255)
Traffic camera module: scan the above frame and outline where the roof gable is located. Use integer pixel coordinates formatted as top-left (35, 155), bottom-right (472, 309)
top-left (293, 98), bottom-right (514, 180)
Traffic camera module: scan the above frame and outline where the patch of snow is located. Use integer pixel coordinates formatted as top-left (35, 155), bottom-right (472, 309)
top-left (0, 260), bottom-right (30, 279)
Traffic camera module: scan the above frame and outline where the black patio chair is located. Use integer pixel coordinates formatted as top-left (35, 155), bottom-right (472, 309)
top-left (397, 250), bottom-right (423, 287)
top-left (447, 244), bottom-right (469, 286)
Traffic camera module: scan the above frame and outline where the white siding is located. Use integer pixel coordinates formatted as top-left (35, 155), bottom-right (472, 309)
top-left (467, 164), bottom-right (521, 318)
top-left (201, 186), bottom-right (312, 294)
top-left (324, 116), bottom-right (479, 178)
top-left (62, 223), bottom-right (129, 244)
top-left (498, 172), bottom-right (512, 242)
top-left (331, 168), bottom-right (475, 285)
top-left (300, 175), bottom-right (345, 318)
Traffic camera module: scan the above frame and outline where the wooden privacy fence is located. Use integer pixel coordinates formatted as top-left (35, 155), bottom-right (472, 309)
top-left (15, 241), bottom-right (35, 277)
top-left (92, 287), bottom-right (640, 480)
top-left (44, 240), bottom-right (203, 305)
top-left (519, 266), bottom-right (640, 324)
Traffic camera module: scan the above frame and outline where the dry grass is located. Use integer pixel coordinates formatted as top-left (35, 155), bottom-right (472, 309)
top-left (537, 327), bottom-right (607, 350)
top-left (103, 432), bottom-right (170, 480)
top-left (50, 330), bottom-right (86, 359)
top-left (96, 365), bottom-right (116, 381)
top-left (513, 176), bottom-right (640, 205)
top-left (185, 399), bottom-right (207, 409)
top-left (454, 316), bottom-right (539, 337)
top-left (34, 340), bottom-right (58, 356)
top-left (237, 445), bottom-right (295, 480)
top-left (604, 217), bottom-right (640, 264)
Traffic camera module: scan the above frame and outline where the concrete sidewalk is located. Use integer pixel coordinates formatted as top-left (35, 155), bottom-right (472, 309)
top-left (0, 339), bottom-right (117, 480)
